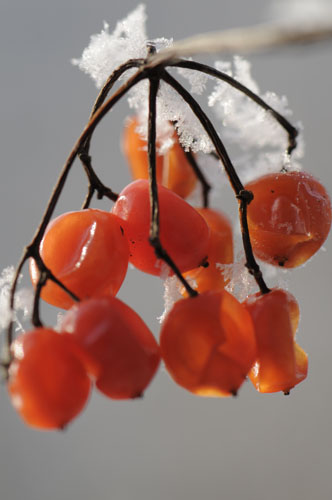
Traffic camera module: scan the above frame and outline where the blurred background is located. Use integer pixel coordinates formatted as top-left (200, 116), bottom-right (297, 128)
top-left (1, 1), bottom-right (331, 499)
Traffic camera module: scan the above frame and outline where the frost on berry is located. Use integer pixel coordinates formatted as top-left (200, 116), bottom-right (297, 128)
top-left (158, 275), bottom-right (196, 325)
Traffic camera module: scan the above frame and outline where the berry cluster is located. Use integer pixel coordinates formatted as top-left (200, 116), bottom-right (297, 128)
top-left (3, 48), bottom-right (331, 431)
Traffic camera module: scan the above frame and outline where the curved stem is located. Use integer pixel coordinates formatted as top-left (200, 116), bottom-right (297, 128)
top-left (84, 59), bottom-right (144, 152)
top-left (35, 68), bottom-right (146, 249)
top-left (169, 60), bottom-right (298, 155)
top-left (161, 69), bottom-right (269, 295)
top-left (161, 69), bottom-right (244, 195)
top-left (79, 60), bottom-right (145, 205)
top-left (6, 67), bottom-right (148, 359)
top-left (147, 76), bottom-right (197, 297)
top-left (184, 150), bottom-right (211, 208)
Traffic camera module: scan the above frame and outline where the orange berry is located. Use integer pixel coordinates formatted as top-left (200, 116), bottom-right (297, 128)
top-left (112, 179), bottom-right (209, 276)
top-left (8, 328), bottom-right (91, 430)
top-left (183, 208), bottom-right (233, 294)
top-left (60, 296), bottom-right (160, 399)
top-left (123, 116), bottom-right (197, 198)
top-left (160, 290), bottom-right (256, 397)
top-left (246, 171), bottom-right (332, 267)
top-left (30, 209), bottom-right (129, 309)
top-left (244, 288), bottom-right (308, 393)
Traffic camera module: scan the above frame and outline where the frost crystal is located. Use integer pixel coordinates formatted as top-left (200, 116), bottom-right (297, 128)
top-left (72, 4), bottom-right (148, 89)
top-left (158, 276), bottom-right (197, 325)
top-left (0, 267), bottom-right (33, 334)
top-left (208, 56), bottom-right (303, 183)
top-left (72, 4), bottom-right (213, 154)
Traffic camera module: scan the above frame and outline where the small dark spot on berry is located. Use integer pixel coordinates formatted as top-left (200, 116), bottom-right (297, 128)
top-left (275, 256), bottom-right (287, 266)
top-left (271, 190), bottom-right (275, 194)
top-left (132, 391), bottom-right (144, 399)
top-left (120, 225), bottom-right (124, 236)
top-left (200, 256), bottom-right (209, 268)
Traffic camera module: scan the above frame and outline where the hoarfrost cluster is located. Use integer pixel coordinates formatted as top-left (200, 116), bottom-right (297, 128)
top-left (72, 4), bottom-right (303, 172)
top-left (0, 267), bottom-right (33, 336)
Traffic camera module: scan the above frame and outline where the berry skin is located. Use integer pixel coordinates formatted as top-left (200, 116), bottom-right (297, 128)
top-left (245, 171), bottom-right (332, 267)
top-left (160, 290), bottom-right (256, 397)
top-left (123, 116), bottom-right (197, 198)
top-left (183, 208), bottom-right (233, 294)
top-left (60, 296), bottom-right (161, 399)
top-left (112, 179), bottom-right (210, 276)
top-left (7, 328), bottom-right (91, 430)
top-left (244, 288), bottom-right (308, 394)
top-left (30, 209), bottom-right (129, 309)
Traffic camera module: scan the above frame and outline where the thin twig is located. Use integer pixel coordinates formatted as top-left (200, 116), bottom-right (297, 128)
top-left (6, 67), bottom-right (148, 358)
top-left (169, 60), bottom-right (298, 155)
top-left (147, 21), bottom-right (332, 65)
top-left (147, 75), bottom-right (197, 297)
top-left (161, 68), bottom-right (270, 295)
top-left (184, 150), bottom-right (211, 208)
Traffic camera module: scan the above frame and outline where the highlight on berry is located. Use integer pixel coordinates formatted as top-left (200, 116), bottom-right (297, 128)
top-left (1, 4), bottom-right (330, 430)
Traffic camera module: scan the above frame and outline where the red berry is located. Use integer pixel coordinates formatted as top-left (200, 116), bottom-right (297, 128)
top-left (244, 288), bottom-right (308, 393)
top-left (160, 290), bottom-right (256, 397)
top-left (123, 116), bottom-right (197, 198)
top-left (8, 328), bottom-right (91, 430)
top-left (60, 296), bottom-right (161, 399)
top-left (183, 208), bottom-right (233, 294)
top-left (246, 171), bottom-right (332, 267)
top-left (112, 179), bottom-right (209, 276)
top-left (30, 209), bottom-right (129, 309)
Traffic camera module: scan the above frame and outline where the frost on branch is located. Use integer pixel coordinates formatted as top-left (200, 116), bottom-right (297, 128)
top-left (208, 56), bottom-right (304, 184)
top-left (73, 4), bottom-right (304, 175)
top-left (72, 4), bottom-right (148, 89)
top-left (0, 267), bottom-right (33, 334)
top-left (72, 4), bottom-right (213, 154)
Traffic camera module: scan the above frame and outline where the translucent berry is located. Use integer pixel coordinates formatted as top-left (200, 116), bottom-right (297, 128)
top-left (112, 179), bottom-right (209, 276)
top-left (244, 288), bottom-right (308, 393)
top-left (8, 328), bottom-right (91, 430)
top-left (183, 208), bottom-right (233, 294)
top-left (123, 116), bottom-right (197, 198)
top-left (60, 296), bottom-right (161, 399)
top-left (246, 171), bottom-right (332, 267)
top-left (160, 290), bottom-right (256, 397)
top-left (30, 209), bottom-right (129, 309)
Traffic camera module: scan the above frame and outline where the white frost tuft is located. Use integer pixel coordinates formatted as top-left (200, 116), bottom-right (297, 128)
top-left (72, 4), bottom-right (148, 89)
top-left (0, 266), bottom-right (33, 334)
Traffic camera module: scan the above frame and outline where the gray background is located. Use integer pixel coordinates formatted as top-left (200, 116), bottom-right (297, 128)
top-left (1, 1), bottom-right (332, 499)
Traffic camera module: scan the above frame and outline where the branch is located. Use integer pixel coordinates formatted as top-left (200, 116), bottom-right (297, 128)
top-left (148, 21), bottom-right (332, 65)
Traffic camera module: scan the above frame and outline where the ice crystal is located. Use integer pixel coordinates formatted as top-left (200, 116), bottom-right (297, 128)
top-left (0, 267), bottom-right (33, 334)
top-left (72, 4), bottom-right (213, 154)
top-left (72, 4), bottom-right (148, 89)
top-left (208, 56), bottom-right (304, 182)
top-left (158, 276), bottom-right (197, 325)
